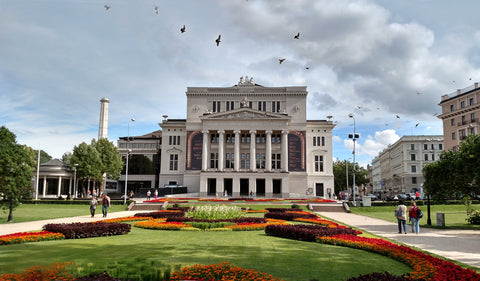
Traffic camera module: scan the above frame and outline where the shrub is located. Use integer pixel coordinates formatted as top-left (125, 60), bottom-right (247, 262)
top-left (466, 210), bottom-right (480, 225)
top-left (134, 211), bottom-right (184, 219)
top-left (43, 222), bottom-right (131, 239)
top-left (265, 211), bottom-right (317, 221)
top-left (265, 208), bottom-right (302, 213)
top-left (184, 221), bottom-right (235, 229)
top-left (291, 203), bottom-right (300, 209)
top-left (345, 272), bottom-right (415, 281)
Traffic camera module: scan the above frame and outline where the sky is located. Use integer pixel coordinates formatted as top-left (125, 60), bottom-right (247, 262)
top-left (2, 0), bottom-right (480, 168)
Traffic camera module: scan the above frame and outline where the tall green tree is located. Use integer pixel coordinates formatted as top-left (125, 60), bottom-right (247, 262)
top-left (0, 126), bottom-right (36, 222)
top-left (69, 142), bottom-right (103, 196)
top-left (93, 138), bottom-right (123, 180)
top-left (457, 134), bottom-right (480, 196)
top-left (33, 150), bottom-right (52, 164)
top-left (333, 160), bottom-right (369, 195)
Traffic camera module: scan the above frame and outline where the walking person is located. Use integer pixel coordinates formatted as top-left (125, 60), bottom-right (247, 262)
top-left (154, 189), bottom-right (158, 200)
top-left (147, 190), bottom-right (151, 200)
top-left (395, 200), bottom-right (407, 234)
top-left (409, 201), bottom-right (422, 234)
top-left (90, 196), bottom-right (98, 218)
top-left (102, 193), bottom-right (111, 218)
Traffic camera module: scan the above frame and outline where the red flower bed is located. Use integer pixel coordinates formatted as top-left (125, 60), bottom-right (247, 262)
top-left (265, 211), bottom-right (317, 221)
top-left (265, 224), bottom-right (359, 242)
top-left (0, 231), bottom-right (65, 245)
top-left (134, 210), bottom-right (184, 219)
top-left (43, 222), bottom-right (131, 239)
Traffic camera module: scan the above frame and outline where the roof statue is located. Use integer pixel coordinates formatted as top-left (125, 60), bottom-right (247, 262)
top-left (238, 76), bottom-right (255, 86)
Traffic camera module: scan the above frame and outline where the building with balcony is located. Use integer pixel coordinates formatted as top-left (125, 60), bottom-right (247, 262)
top-left (371, 135), bottom-right (443, 196)
top-left (438, 82), bottom-right (480, 151)
top-left (117, 77), bottom-right (335, 198)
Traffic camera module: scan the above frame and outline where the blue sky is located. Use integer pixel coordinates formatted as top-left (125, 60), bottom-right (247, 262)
top-left (2, 0), bottom-right (480, 167)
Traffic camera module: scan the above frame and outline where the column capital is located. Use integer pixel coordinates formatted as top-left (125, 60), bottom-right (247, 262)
top-left (218, 130), bottom-right (225, 135)
top-left (282, 130), bottom-right (289, 135)
top-left (202, 130), bottom-right (209, 134)
top-left (233, 130), bottom-right (241, 134)
top-left (265, 130), bottom-right (273, 134)
top-left (249, 130), bottom-right (257, 134)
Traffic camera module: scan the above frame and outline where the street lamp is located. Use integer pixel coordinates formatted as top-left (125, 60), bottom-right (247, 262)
top-left (345, 157), bottom-right (352, 200)
top-left (348, 113), bottom-right (360, 206)
top-left (73, 164), bottom-right (78, 198)
top-left (35, 149), bottom-right (40, 200)
top-left (124, 118), bottom-right (135, 205)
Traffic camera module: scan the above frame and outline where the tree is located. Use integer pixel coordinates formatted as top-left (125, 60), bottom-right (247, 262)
top-left (69, 142), bottom-right (103, 196)
top-left (333, 160), bottom-right (369, 195)
top-left (92, 138), bottom-right (123, 192)
top-left (0, 126), bottom-right (36, 222)
top-left (33, 150), bottom-right (52, 164)
top-left (423, 134), bottom-right (480, 200)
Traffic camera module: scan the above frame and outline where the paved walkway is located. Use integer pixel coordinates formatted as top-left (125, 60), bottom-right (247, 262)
top-left (316, 211), bottom-right (480, 269)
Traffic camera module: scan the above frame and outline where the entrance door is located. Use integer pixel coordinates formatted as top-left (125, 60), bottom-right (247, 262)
top-left (208, 178), bottom-right (217, 196)
top-left (240, 179), bottom-right (249, 196)
top-left (224, 178), bottom-right (233, 196)
top-left (315, 183), bottom-right (324, 197)
top-left (273, 179), bottom-right (281, 195)
top-left (256, 179), bottom-right (265, 196)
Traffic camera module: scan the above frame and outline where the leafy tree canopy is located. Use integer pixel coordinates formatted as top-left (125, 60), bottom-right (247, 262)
top-left (333, 160), bottom-right (369, 194)
top-left (0, 126), bottom-right (36, 222)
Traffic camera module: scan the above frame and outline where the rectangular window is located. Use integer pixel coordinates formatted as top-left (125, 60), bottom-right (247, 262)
top-left (432, 153), bottom-right (435, 161)
top-left (452, 132), bottom-right (456, 140)
top-left (470, 98), bottom-right (475, 105)
top-left (412, 177), bottom-right (417, 184)
top-left (226, 134), bottom-right (231, 143)
top-left (226, 101), bottom-right (234, 111)
top-left (322, 136), bottom-right (325, 146)
top-left (315, 155), bottom-right (324, 172)
top-left (471, 113), bottom-right (475, 122)
top-left (272, 154), bottom-right (281, 169)
top-left (169, 136), bottom-right (173, 145)
top-left (213, 101), bottom-right (221, 112)
top-left (258, 101), bottom-right (266, 111)
top-left (411, 165), bottom-right (417, 173)
top-left (450, 104), bottom-right (455, 111)
top-left (271, 101), bottom-right (280, 112)
top-left (256, 134), bottom-right (265, 143)
top-left (225, 153), bottom-right (234, 168)
top-left (462, 115), bottom-right (466, 124)
top-left (410, 154), bottom-right (416, 161)
top-left (241, 153), bottom-right (250, 169)
top-left (210, 153), bottom-right (218, 169)
top-left (411, 144), bottom-right (415, 150)
top-left (461, 101), bottom-right (466, 108)
top-left (424, 144), bottom-right (428, 150)
top-left (439, 144), bottom-right (443, 150)
top-left (424, 154), bottom-right (428, 161)
top-left (431, 144), bottom-right (434, 150)
top-left (256, 153), bottom-right (265, 169)
top-left (313, 136), bottom-right (316, 146)
top-left (169, 154), bottom-right (178, 171)
top-left (177, 136), bottom-right (180, 145)
top-left (249, 101), bottom-right (253, 108)
top-left (451, 118), bottom-right (455, 126)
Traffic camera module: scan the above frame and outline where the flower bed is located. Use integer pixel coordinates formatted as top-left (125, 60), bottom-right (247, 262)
top-left (134, 210), bottom-right (184, 219)
top-left (134, 220), bottom-right (193, 230)
top-left (43, 222), bottom-right (131, 239)
top-left (265, 224), bottom-right (359, 242)
top-left (170, 262), bottom-right (283, 281)
top-left (264, 210), bottom-right (317, 221)
top-left (0, 231), bottom-right (65, 245)
top-left (166, 216), bottom-right (266, 224)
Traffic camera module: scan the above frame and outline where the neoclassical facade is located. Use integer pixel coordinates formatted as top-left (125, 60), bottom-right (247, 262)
top-left (155, 77), bottom-right (335, 198)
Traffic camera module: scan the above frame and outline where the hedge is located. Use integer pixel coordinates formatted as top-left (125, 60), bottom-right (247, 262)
top-left (43, 222), bottom-right (131, 239)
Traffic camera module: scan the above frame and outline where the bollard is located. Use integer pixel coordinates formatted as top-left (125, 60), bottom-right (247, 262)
top-left (436, 213), bottom-right (445, 227)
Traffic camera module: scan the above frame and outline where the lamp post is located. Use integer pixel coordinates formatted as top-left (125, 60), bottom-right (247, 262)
top-left (124, 118), bottom-right (135, 205)
top-left (35, 149), bottom-right (40, 200)
top-left (348, 113), bottom-right (359, 206)
top-left (73, 164), bottom-right (78, 198)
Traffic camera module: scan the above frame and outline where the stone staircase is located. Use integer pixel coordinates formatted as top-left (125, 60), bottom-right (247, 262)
top-left (128, 201), bottom-right (169, 211)
top-left (311, 203), bottom-right (348, 212)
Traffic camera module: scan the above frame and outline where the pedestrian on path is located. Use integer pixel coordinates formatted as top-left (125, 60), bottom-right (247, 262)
top-left (409, 201), bottom-right (421, 234)
top-left (395, 200), bottom-right (407, 234)
top-left (90, 196), bottom-right (98, 218)
top-left (147, 190), bottom-right (151, 200)
top-left (102, 193), bottom-right (111, 218)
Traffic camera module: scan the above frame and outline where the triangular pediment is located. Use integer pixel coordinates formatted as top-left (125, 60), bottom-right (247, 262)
top-left (200, 108), bottom-right (290, 120)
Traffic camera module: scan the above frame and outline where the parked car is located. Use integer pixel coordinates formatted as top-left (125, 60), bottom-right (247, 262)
top-left (364, 194), bottom-right (378, 201)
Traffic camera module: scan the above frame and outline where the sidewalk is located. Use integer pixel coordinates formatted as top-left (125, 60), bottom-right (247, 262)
top-left (316, 211), bottom-right (480, 269)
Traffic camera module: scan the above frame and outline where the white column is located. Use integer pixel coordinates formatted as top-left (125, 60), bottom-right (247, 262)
top-left (234, 130), bottom-right (241, 171)
top-left (282, 130), bottom-right (289, 172)
top-left (266, 130), bottom-right (272, 172)
top-left (250, 130), bottom-right (256, 171)
top-left (202, 130), bottom-right (209, 171)
top-left (218, 130), bottom-right (225, 171)
top-left (57, 176), bottom-right (62, 196)
top-left (43, 176), bottom-right (47, 197)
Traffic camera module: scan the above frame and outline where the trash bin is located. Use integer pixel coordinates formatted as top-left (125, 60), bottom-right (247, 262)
top-left (362, 196), bottom-right (371, 207)
top-left (436, 213), bottom-right (445, 227)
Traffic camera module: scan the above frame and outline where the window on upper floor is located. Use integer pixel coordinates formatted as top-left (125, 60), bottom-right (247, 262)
top-left (169, 154), bottom-right (178, 171)
top-left (411, 165), bottom-right (417, 173)
top-left (256, 153), bottom-right (265, 169)
top-left (271, 101), bottom-right (281, 112)
top-left (226, 101), bottom-right (235, 111)
top-left (258, 101), bottom-right (266, 111)
top-left (470, 98), bottom-right (475, 105)
top-left (210, 153), bottom-right (218, 169)
top-left (451, 118), bottom-right (455, 126)
top-left (315, 155), bottom-right (324, 172)
top-left (423, 144), bottom-right (428, 150)
top-left (272, 154), bottom-right (281, 169)
top-left (461, 100), bottom-right (466, 108)
top-left (471, 113), bottom-right (476, 122)
top-left (450, 104), bottom-right (455, 111)
top-left (212, 101), bottom-right (221, 112)
top-left (462, 115), bottom-right (466, 124)
top-left (412, 177), bottom-right (417, 184)
top-left (452, 132), bottom-right (456, 140)
top-left (411, 144), bottom-right (415, 150)
top-left (241, 153), bottom-right (250, 169)
top-left (225, 153), bottom-right (234, 169)
top-left (411, 154), bottom-right (416, 161)
top-left (210, 133), bottom-right (219, 143)
top-left (169, 136), bottom-right (180, 145)
top-left (439, 144), bottom-right (443, 150)
top-left (424, 154), bottom-right (428, 161)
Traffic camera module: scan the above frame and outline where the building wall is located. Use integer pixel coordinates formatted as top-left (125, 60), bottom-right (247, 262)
top-left (438, 83), bottom-right (480, 151)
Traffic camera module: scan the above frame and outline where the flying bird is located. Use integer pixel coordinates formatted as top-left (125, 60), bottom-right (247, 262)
top-left (215, 34), bottom-right (221, 46)
top-left (416, 92), bottom-right (421, 95)
top-left (305, 67), bottom-right (310, 70)
top-left (294, 32), bottom-right (300, 39)
top-left (104, 5), bottom-right (110, 10)
top-left (180, 25), bottom-right (186, 33)
top-left (279, 58), bottom-right (286, 64)
top-left (395, 114), bottom-right (400, 119)
top-left (415, 123), bottom-right (420, 128)
top-left (356, 106), bottom-right (362, 109)
top-left (154, 6), bottom-right (159, 14)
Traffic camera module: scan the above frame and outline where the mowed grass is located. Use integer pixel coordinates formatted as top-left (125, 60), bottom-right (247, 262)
top-left (0, 204), bottom-right (127, 223)
top-left (349, 204), bottom-right (480, 230)
top-left (0, 225), bottom-right (412, 281)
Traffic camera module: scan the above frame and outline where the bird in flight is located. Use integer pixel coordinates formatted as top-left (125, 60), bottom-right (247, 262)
top-left (415, 123), bottom-right (420, 128)
top-left (305, 67), bottom-right (310, 70)
top-left (154, 6), bottom-right (159, 14)
top-left (395, 114), bottom-right (400, 119)
top-left (215, 35), bottom-right (221, 46)
top-left (416, 92), bottom-right (421, 95)
top-left (104, 5), bottom-right (110, 10)
top-left (294, 32), bottom-right (300, 39)
top-left (279, 58), bottom-right (286, 64)
top-left (180, 25), bottom-right (186, 33)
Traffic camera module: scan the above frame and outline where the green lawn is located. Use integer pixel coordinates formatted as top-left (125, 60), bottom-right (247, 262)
top-left (0, 226), bottom-right (412, 281)
top-left (350, 204), bottom-right (480, 230)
